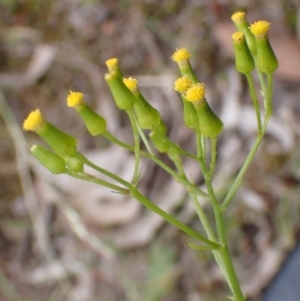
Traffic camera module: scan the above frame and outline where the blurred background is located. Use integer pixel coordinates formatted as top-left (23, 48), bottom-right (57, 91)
top-left (1, 0), bottom-right (300, 300)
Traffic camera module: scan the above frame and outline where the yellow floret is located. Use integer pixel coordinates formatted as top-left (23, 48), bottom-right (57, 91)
top-left (23, 109), bottom-right (45, 132)
top-left (185, 83), bottom-right (205, 103)
top-left (174, 76), bottom-right (193, 94)
top-left (249, 21), bottom-right (271, 38)
top-left (106, 58), bottom-right (119, 70)
top-left (123, 77), bottom-right (138, 93)
top-left (171, 48), bottom-right (191, 63)
top-left (232, 32), bottom-right (245, 42)
top-left (67, 91), bottom-right (84, 108)
top-left (231, 12), bottom-right (246, 23)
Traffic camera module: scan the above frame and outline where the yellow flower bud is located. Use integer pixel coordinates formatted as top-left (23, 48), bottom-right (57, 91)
top-left (67, 91), bottom-right (84, 109)
top-left (122, 76), bottom-right (161, 130)
top-left (231, 11), bottom-right (256, 55)
top-left (23, 109), bottom-right (46, 132)
top-left (23, 110), bottom-right (77, 157)
top-left (185, 84), bottom-right (223, 138)
top-left (171, 48), bottom-right (199, 83)
top-left (249, 21), bottom-right (278, 74)
top-left (67, 91), bottom-right (106, 136)
top-left (185, 83), bottom-right (206, 104)
top-left (174, 76), bottom-right (193, 94)
top-left (105, 58), bottom-right (123, 77)
top-left (123, 77), bottom-right (138, 94)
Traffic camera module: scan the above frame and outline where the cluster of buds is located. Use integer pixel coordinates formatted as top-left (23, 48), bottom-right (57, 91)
top-left (23, 11), bottom-right (278, 173)
top-left (172, 49), bottom-right (223, 138)
top-left (231, 11), bottom-right (278, 75)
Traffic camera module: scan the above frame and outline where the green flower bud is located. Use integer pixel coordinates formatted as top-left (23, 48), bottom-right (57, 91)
top-left (105, 71), bottom-right (136, 110)
top-left (194, 101), bottom-right (223, 138)
top-left (182, 99), bottom-right (199, 132)
top-left (78, 104), bottom-right (106, 136)
top-left (232, 32), bottom-right (255, 74)
top-left (31, 145), bottom-right (66, 174)
top-left (231, 12), bottom-right (257, 55)
top-left (173, 76), bottom-right (199, 131)
top-left (67, 91), bottom-right (106, 136)
top-left (249, 21), bottom-right (278, 74)
top-left (23, 109), bottom-right (77, 157)
top-left (123, 77), bottom-right (161, 130)
top-left (64, 156), bottom-right (84, 173)
top-left (133, 93), bottom-right (161, 130)
top-left (185, 84), bottom-right (223, 138)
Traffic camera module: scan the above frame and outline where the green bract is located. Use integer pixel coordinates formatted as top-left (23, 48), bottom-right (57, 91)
top-left (77, 103), bottom-right (107, 136)
top-left (105, 71), bottom-right (136, 110)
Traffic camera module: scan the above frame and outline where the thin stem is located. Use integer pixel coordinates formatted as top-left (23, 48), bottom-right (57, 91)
top-left (136, 122), bottom-right (154, 154)
top-left (207, 137), bottom-right (217, 180)
top-left (254, 57), bottom-right (267, 104)
top-left (126, 108), bottom-right (141, 185)
top-left (155, 130), bottom-right (198, 159)
top-left (201, 134), bottom-right (206, 163)
top-left (75, 153), bottom-right (129, 187)
top-left (222, 73), bottom-right (274, 210)
top-left (245, 72), bottom-right (262, 136)
top-left (130, 186), bottom-right (221, 249)
top-left (65, 170), bottom-right (129, 195)
top-left (221, 125), bottom-right (264, 210)
top-left (171, 152), bottom-right (217, 242)
top-left (266, 73), bottom-right (273, 118)
top-left (196, 133), bottom-right (245, 301)
top-left (103, 131), bottom-right (208, 197)
top-left (77, 151), bottom-right (219, 248)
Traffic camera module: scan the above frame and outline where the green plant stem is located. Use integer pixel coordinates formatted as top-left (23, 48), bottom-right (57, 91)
top-left (254, 57), bottom-right (267, 103)
top-left (201, 134), bottom-right (206, 163)
top-left (136, 122), bottom-right (154, 154)
top-left (221, 129), bottom-right (264, 210)
top-left (103, 131), bottom-right (208, 197)
top-left (76, 153), bottom-right (219, 248)
top-left (222, 73), bottom-right (273, 210)
top-left (170, 151), bottom-right (218, 242)
top-left (169, 150), bottom-right (232, 284)
top-left (207, 137), bottom-right (217, 180)
top-left (65, 170), bottom-right (130, 195)
top-left (196, 134), bottom-right (245, 301)
top-left (222, 132), bottom-right (270, 207)
top-left (155, 130), bottom-right (198, 159)
top-left (266, 73), bottom-right (273, 117)
top-left (126, 108), bottom-right (141, 185)
top-left (130, 186), bottom-right (220, 249)
top-left (245, 72), bottom-right (262, 136)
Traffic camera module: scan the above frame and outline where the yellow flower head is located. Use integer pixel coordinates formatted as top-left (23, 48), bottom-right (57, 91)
top-left (249, 21), bottom-right (271, 38)
top-left (171, 48), bottom-right (191, 63)
top-left (232, 32), bottom-right (245, 43)
top-left (174, 76), bottom-right (193, 94)
top-left (23, 109), bottom-right (46, 132)
top-left (185, 83), bottom-right (205, 103)
top-left (67, 91), bottom-right (84, 108)
top-left (231, 12), bottom-right (246, 23)
top-left (123, 77), bottom-right (138, 94)
top-left (106, 58), bottom-right (119, 71)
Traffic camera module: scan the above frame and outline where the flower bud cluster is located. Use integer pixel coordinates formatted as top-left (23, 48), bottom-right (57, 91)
top-left (231, 11), bottom-right (278, 74)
